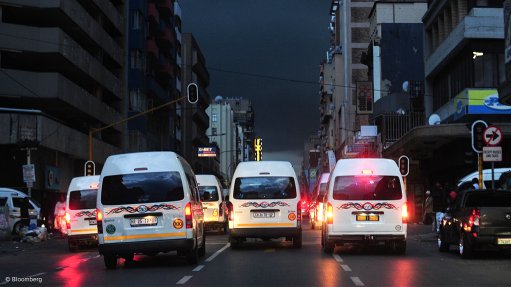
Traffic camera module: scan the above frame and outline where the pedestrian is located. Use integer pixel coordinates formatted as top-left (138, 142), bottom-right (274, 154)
top-left (432, 181), bottom-right (446, 233)
top-left (472, 178), bottom-right (480, 189)
top-left (423, 190), bottom-right (434, 225)
top-left (19, 197), bottom-right (30, 233)
top-left (53, 194), bottom-right (66, 236)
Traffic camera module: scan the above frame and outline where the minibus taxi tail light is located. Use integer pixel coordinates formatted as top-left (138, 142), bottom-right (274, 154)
top-left (185, 203), bottom-right (193, 229)
top-left (96, 209), bottom-right (103, 234)
top-left (402, 203), bottom-right (409, 223)
top-left (326, 202), bottom-right (333, 224)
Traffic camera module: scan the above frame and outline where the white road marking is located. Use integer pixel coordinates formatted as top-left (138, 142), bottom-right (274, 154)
top-left (176, 276), bottom-right (193, 285)
top-left (351, 276), bottom-right (365, 286)
top-left (333, 254), bottom-right (343, 262)
top-left (192, 265), bottom-right (205, 272)
top-left (205, 242), bottom-right (228, 245)
top-left (206, 243), bottom-right (230, 262)
top-left (341, 264), bottom-right (352, 272)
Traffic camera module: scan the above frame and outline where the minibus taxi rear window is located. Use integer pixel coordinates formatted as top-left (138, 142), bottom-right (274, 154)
top-left (199, 186), bottom-right (220, 202)
top-left (101, 172), bottom-right (184, 205)
top-left (69, 189), bottom-right (97, 210)
top-left (333, 176), bottom-right (402, 200)
top-left (233, 177), bottom-right (297, 200)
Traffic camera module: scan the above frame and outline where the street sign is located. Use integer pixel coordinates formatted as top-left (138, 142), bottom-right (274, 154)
top-left (483, 126), bottom-right (503, 146)
top-left (483, 146), bottom-right (503, 162)
top-left (22, 164), bottom-right (36, 183)
top-left (471, 120), bottom-right (488, 153)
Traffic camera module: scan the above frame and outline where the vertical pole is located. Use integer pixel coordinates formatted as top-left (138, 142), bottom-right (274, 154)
top-left (89, 129), bottom-right (93, 161)
top-left (478, 153), bottom-right (483, 189)
top-left (27, 148), bottom-right (31, 197)
top-left (403, 176), bottom-right (407, 194)
top-left (492, 161), bottom-right (495, 190)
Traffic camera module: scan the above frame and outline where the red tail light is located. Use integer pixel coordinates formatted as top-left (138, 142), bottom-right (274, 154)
top-left (467, 208), bottom-right (480, 232)
top-left (326, 202), bottom-right (333, 224)
top-left (185, 203), bottom-right (193, 228)
top-left (65, 212), bottom-right (71, 230)
top-left (402, 202), bottom-right (408, 223)
top-left (297, 202), bottom-right (302, 224)
top-left (96, 209), bottom-right (103, 234)
top-left (226, 201), bottom-right (234, 221)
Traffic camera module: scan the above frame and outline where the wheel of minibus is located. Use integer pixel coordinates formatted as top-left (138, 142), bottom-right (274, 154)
top-left (103, 255), bottom-right (117, 269)
top-left (186, 243), bottom-right (199, 265)
top-left (199, 233), bottom-right (206, 257)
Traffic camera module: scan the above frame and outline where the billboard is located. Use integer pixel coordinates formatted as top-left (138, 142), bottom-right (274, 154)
top-left (454, 89), bottom-right (511, 120)
top-left (198, 147), bottom-right (217, 157)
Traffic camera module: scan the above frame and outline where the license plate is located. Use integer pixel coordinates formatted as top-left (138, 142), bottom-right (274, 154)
top-left (356, 214), bottom-right (379, 221)
top-left (252, 212), bottom-right (275, 218)
top-left (130, 216), bottom-right (158, 227)
top-left (497, 238), bottom-right (511, 245)
top-left (89, 219), bottom-right (97, 225)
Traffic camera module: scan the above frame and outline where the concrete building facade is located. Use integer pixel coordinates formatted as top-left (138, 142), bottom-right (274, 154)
top-left (222, 97), bottom-right (255, 161)
top-left (0, 0), bottom-right (125, 218)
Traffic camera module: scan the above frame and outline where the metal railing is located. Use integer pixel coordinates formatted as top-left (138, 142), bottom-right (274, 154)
top-left (372, 112), bottom-right (425, 149)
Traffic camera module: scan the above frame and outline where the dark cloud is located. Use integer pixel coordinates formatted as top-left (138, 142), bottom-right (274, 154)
top-left (181, 0), bottom-right (331, 158)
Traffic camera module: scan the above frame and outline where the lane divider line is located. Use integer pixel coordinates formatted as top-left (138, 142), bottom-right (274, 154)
top-left (341, 265), bottom-right (352, 272)
top-left (192, 265), bottom-right (205, 272)
top-left (206, 243), bottom-right (230, 262)
top-left (351, 276), bottom-right (365, 286)
top-left (333, 254), bottom-right (343, 262)
top-left (176, 276), bottom-right (193, 285)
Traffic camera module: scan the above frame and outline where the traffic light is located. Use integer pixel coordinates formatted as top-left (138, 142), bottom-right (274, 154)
top-left (254, 138), bottom-right (262, 161)
top-left (85, 161), bottom-right (95, 176)
top-left (187, 83), bottom-right (199, 104)
top-left (471, 120), bottom-right (487, 153)
top-left (398, 155), bottom-right (409, 177)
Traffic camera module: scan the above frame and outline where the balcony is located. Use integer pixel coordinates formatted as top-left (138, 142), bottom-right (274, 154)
top-left (146, 38), bottom-right (159, 58)
top-left (320, 103), bottom-right (335, 124)
top-left (158, 63), bottom-right (174, 77)
top-left (372, 112), bottom-right (425, 150)
top-left (175, 27), bottom-right (182, 44)
top-left (193, 108), bottom-right (210, 129)
top-left (157, 26), bottom-right (175, 48)
top-left (157, 0), bottom-right (173, 17)
top-left (148, 3), bottom-right (160, 24)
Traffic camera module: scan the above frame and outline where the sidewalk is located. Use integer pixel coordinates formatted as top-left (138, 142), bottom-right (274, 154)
top-left (0, 233), bottom-right (66, 256)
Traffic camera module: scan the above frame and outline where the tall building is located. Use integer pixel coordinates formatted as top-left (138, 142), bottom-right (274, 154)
top-left (0, 0), bottom-right (125, 214)
top-left (329, 0), bottom-right (375, 158)
top-left (222, 97), bottom-right (255, 161)
top-left (206, 102), bottom-right (238, 183)
top-left (301, 134), bottom-right (321, 194)
top-left (127, 0), bottom-right (181, 152)
top-left (180, 33), bottom-right (214, 174)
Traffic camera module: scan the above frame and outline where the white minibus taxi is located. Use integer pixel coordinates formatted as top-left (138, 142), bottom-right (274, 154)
top-left (227, 161), bottom-right (302, 248)
top-left (96, 152), bottom-right (205, 269)
top-left (322, 158), bottom-right (408, 254)
top-left (66, 175), bottom-right (100, 251)
top-left (196, 174), bottom-right (227, 233)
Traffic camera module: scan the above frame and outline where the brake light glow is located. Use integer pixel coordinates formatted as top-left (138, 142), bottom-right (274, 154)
top-left (402, 203), bottom-right (408, 223)
top-left (327, 202), bottom-right (333, 224)
top-left (296, 202), bottom-right (302, 225)
top-left (361, 169), bottom-right (373, 175)
top-left (96, 209), bottom-right (103, 234)
top-left (65, 212), bottom-right (71, 230)
top-left (466, 208), bottom-right (481, 232)
top-left (185, 203), bottom-right (193, 228)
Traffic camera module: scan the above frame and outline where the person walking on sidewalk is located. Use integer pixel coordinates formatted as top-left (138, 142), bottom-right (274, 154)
top-left (423, 190), bottom-right (434, 225)
top-left (53, 194), bottom-right (66, 236)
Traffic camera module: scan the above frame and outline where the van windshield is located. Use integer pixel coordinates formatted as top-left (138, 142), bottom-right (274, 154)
top-left (233, 177), bottom-right (297, 200)
top-left (333, 176), bottom-right (402, 200)
top-left (69, 189), bottom-right (97, 210)
top-left (199, 186), bottom-right (220, 202)
top-left (101, 172), bottom-right (184, 205)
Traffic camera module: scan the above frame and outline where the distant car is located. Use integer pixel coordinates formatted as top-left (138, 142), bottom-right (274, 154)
top-left (300, 192), bottom-right (310, 219)
top-left (309, 173), bottom-right (330, 230)
top-left (457, 168), bottom-right (511, 190)
top-left (196, 174), bottom-right (228, 233)
top-left (66, 175), bottom-right (100, 251)
top-left (0, 188), bottom-right (40, 234)
top-left (438, 189), bottom-right (511, 258)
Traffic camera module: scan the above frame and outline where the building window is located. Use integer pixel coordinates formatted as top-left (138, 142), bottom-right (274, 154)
top-left (130, 49), bottom-right (146, 70)
top-left (473, 52), bottom-right (504, 88)
top-left (129, 89), bottom-right (146, 112)
top-left (132, 10), bottom-right (143, 30)
top-left (211, 113), bottom-right (217, 122)
top-left (212, 128), bottom-right (217, 136)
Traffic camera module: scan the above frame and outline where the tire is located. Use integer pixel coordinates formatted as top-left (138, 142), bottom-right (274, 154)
top-left (12, 222), bottom-right (22, 235)
top-left (199, 234), bottom-right (206, 257)
top-left (438, 230), bottom-right (449, 252)
top-left (323, 234), bottom-right (334, 254)
top-left (186, 244), bottom-right (199, 265)
top-left (293, 232), bottom-right (302, 249)
top-left (395, 241), bottom-right (406, 254)
top-left (459, 232), bottom-right (474, 259)
top-left (103, 255), bottom-right (117, 269)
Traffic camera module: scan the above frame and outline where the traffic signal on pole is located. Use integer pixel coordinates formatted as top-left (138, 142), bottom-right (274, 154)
top-left (187, 83), bottom-right (199, 104)
top-left (398, 155), bottom-right (409, 177)
top-left (85, 161), bottom-right (95, 176)
top-left (254, 138), bottom-right (262, 161)
top-left (471, 120), bottom-right (487, 153)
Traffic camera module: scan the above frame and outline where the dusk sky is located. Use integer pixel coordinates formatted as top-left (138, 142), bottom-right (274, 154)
top-left (180, 1), bottom-right (331, 172)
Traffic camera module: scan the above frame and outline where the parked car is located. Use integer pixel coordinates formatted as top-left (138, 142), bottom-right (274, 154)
top-left (0, 188), bottom-right (40, 234)
top-left (457, 168), bottom-right (511, 190)
top-left (437, 189), bottom-right (511, 258)
top-left (309, 173), bottom-right (330, 230)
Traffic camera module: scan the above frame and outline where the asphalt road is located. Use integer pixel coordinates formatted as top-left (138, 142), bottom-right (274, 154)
top-left (1, 221), bottom-right (511, 286)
